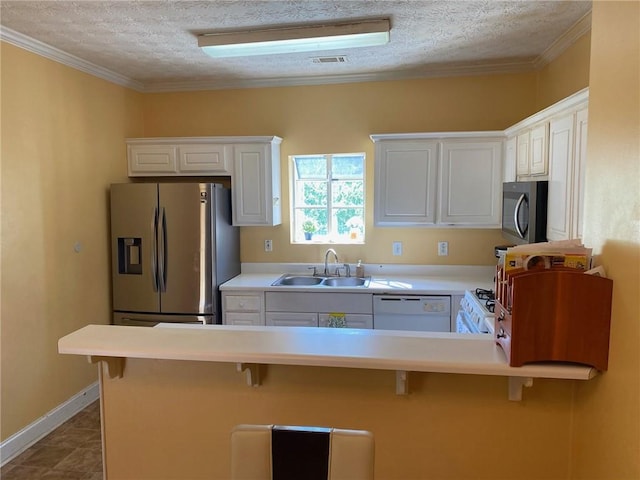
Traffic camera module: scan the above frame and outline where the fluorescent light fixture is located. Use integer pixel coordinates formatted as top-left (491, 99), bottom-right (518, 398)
top-left (198, 19), bottom-right (390, 58)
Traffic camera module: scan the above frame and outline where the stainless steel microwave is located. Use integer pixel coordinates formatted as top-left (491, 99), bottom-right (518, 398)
top-left (502, 181), bottom-right (548, 245)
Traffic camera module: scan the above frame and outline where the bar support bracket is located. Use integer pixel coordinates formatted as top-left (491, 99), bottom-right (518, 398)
top-left (508, 376), bottom-right (534, 401)
top-left (396, 370), bottom-right (409, 395)
top-left (237, 363), bottom-right (261, 387)
top-left (89, 356), bottom-right (124, 379)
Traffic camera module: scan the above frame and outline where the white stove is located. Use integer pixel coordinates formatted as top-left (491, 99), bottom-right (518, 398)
top-left (456, 288), bottom-right (495, 334)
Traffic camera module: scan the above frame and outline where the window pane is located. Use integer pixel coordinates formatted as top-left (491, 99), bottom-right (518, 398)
top-left (333, 208), bottom-right (365, 235)
top-left (332, 180), bottom-right (364, 206)
top-left (297, 181), bottom-right (327, 207)
top-left (294, 157), bottom-right (327, 179)
top-left (296, 209), bottom-right (327, 235)
top-left (332, 155), bottom-right (364, 179)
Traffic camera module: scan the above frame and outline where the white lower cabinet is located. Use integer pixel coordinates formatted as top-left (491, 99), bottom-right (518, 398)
top-left (222, 291), bottom-right (265, 326)
top-left (266, 312), bottom-right (318, 327)
top-left (265, 292), bottom-right (373, 329)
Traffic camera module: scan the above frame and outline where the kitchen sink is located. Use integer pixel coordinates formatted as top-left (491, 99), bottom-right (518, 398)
top-left (274, 275), bottom-right (324, 286)
top-left (322, 277), bottom-right (368, 287)
top-left (272, 274), bottom-right (370, 288)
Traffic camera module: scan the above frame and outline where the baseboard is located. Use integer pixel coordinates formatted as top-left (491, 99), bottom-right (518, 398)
top-left (0, 382), bottom-right (100, 466)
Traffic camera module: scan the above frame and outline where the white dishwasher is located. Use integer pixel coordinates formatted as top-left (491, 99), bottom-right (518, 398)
top-left (373, 295), bottom-right (451, 332)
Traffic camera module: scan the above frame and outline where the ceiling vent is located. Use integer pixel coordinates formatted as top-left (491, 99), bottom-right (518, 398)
top-left (312, 56), bottom-right (348, 64)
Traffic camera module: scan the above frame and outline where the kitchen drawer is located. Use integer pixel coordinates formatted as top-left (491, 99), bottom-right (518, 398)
top-left (266, 312), bottom-right (318, 327)
top-left (224, 294), bottom-right (263, 312)
top-left (265, 292), bottom-right (373, 314)
top-left (225, 312), bottom-right (264, 326)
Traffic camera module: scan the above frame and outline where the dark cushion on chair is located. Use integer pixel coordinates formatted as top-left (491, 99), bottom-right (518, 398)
top-left (271, 426), bottom-right (330, 480)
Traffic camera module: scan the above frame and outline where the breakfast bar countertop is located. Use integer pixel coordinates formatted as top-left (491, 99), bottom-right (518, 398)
top-left (58, 324), bottom-right (597, 402)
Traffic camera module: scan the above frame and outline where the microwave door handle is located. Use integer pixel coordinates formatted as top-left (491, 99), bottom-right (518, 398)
top-left (151, 207), bottom-right (159, 292)
top-left (514, 193), bottom-right (527, 239)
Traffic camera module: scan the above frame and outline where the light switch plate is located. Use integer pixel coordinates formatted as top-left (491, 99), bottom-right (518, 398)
top-left (392, 241), bottom-right (403, 256)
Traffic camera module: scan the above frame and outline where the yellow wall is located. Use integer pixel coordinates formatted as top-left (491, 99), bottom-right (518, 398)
top-left (102, 359), bottom-right (577, 480)
top-left (536, 30), bottom-right (592, 110)
top-left (570, 3), bottom-right (640, 479)
top-left (0, 43), bottom-right (144, 440)
top-left (142, 74), bottom-right (539, 266)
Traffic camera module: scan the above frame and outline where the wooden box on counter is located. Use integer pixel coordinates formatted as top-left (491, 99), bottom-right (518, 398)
top-left (495, 268), bottom-right (613, 371)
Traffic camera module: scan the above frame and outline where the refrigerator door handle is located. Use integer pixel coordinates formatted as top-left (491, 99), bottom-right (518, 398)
top-left (151, 206), bottom-right (159, 292)
top-left (158, 207), bottom-right (168, 293)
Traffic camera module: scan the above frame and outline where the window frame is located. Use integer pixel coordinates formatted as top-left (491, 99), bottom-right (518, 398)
top-left (289, 153), bottom-right (366, 245)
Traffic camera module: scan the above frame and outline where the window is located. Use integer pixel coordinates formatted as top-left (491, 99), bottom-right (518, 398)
top-left (290, 153), bottom-right (365, 243)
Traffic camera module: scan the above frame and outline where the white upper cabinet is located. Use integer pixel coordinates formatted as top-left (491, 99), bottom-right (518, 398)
top-left (505, 88), bottom-right (589, 242)
top-left (546, 106), bottom-right (588, 241)
top-left (547, 113), bottom-right (575, 240)
top-left (503, 136), bottom-right (516, 183)
top-left (439, 140), bottom-right (502, 226)
top-left (232, 139), bottom-right (282, 226)
top-left (127, 138), bottom-right (232, 176)
top-left (128, 144), bottom-right (178, 175)
top-left (513, 123), bottom-right (549, 178)
top-left (529, 123), bottom-right (549, 175)
top-left (516, 131), bottom-right (530, 176)
top-left (177, 143), bottom-right (232, 174)
top-left (371, 133), bottom-right (503, 227)
top-left (573, 108), bottom-right (588, 240)
top-left (373, 140), bottom-right (438, 225)
top-left (126, 136), bottom-right (282, 226)
top-left (506, 88), bottom-right (588, 182)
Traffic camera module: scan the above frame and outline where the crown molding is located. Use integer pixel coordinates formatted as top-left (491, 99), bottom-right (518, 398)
top-left (0, 26), bottom-right (145, 91)
top-left (143, 59), bottom-right (538, 92)
top-left (2, 12), bottom-right (591, 94)
top-left (534, 10), bottom-right (592, 70)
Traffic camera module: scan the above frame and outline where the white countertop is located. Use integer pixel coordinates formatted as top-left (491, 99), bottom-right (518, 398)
top-left (220, 264), bottom-right (496, 294)
top-left (58, 324), bottom-right (596, 381)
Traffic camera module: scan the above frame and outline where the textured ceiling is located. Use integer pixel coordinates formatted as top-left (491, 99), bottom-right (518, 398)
top-left (0, 0), bottom-right (592, 92)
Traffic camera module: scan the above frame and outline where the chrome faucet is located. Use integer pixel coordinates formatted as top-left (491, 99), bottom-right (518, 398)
top-left (323, 248), bottom-right (339, 276)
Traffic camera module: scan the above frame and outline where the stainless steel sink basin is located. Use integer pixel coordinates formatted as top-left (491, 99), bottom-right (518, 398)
top-left (272, 274), bottom-right (370, 287)
top-left (322, 277), bottom-right (368, 287)
top-left (273, 275), bottom-right (324, 286)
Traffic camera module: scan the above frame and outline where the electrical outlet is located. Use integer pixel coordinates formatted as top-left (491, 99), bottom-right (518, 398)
top-left (264, 239), bottom-right (273, 252)
top-left (392, 241), bottom-right (403, 256)
top-left (438, 241), bottom-right (448, 256)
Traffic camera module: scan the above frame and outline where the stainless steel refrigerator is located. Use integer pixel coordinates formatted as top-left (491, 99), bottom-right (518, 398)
top-left (110, 182), bottom-right (240, 326)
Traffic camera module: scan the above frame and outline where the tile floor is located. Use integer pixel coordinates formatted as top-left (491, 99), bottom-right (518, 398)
top-left (1, 400), bottom-right (103, 480)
